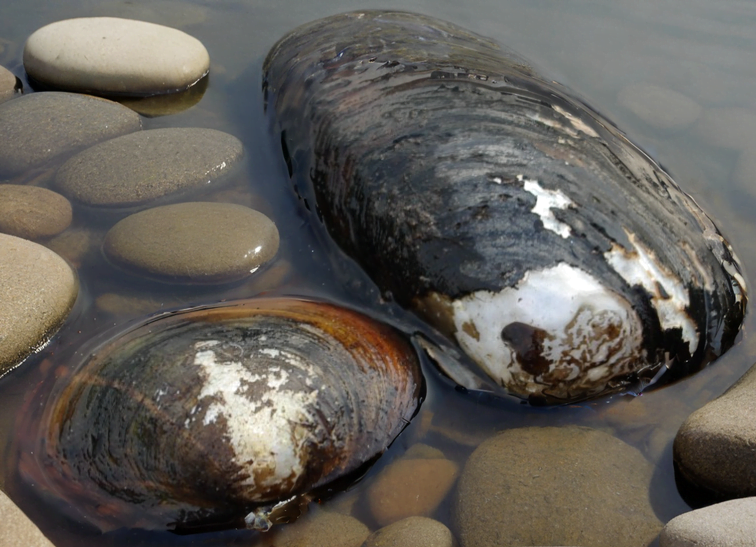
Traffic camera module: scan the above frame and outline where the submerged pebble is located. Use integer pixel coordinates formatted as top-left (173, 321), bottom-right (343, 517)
top-left (23, 17), bottom-right (210, 96)
top-left (454, 426), bottom-right (662, 547)
top-left (0, 185), bottom-right (72, 240)
top-left (0, 490), bottom-right (55, 547)
top-left (260, 509), bottom-right (369, 547)
top-left (617, 83), bottom-right (701, 130)
top-left (695, 107), bottom-right (756, 150)
top-left (55, 128), bottom-right (243, 209)
top-left (0, 65), bottom-right (18, 103)
top-left (660, 498), bottom-right (756, 547)
top-left (102, 202), bottom-right (279, 283)
top-left (367, 449), bottom-right (459, 526)
top-left (673, 362), bottom-right (756, 501)
top-left (0, 92), bottom-right (141, 177)
top-left (0, 234), bottom-right (78, 374)
top-left (363, 516), bottom-right (456, 547)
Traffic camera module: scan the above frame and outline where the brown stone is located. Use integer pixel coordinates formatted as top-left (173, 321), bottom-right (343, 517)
top-left (454, 426), bottom-right (662, 547)
top-left (0, 490), bottom-right (55, 547)
top-left (260, 509), bottom-right (369, 547)
top-left (0, 64), bottom-right (18, 104)
top-left (0, 91), bottom-right (141, 176)
top-left (0, 185), bottom-right (72, 240)
top-left (363, 516), bottom-right (457, 547)
top-left (367, 456), bottom-right (459, 527)
top-left (0, 234), bottom-right (78, 374)
top-left (660, 498), bottom-right (756, 547)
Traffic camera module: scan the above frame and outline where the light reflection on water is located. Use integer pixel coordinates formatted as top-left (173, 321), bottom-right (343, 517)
top-left (1, 0), bottom-right (756, 545)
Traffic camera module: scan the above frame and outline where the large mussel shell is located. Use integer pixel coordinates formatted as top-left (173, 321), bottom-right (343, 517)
top-left (14, 297), bottom-right (422, 532)
top-left (263, 10), bottom-right (747, 403)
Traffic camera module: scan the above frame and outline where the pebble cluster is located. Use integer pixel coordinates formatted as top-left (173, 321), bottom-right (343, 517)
top-left (0, 20), bottom-right (278, 376)
top-left (0, 12), bottom-right (755, 547)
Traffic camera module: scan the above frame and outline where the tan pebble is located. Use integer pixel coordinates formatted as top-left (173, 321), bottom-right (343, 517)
top-left (695, 107), bottom-right (756, 150)
top-left (0, 92), bottom-right (141, 176)
top-left (103, 202), bottom-right (279, 284)
top-left (363, 516), bottom-right (456, 547)
top-left (674, 362), bottom-right (756, 500)
top-left (368, 457), bottom-right (459, 527)
top-left (617, 83), bottom-right (701, 130)
top-left (454, 426), bottom-right (661, 547)
top-left (261, 509), bottom-right (369, 547)
top-left (660, 498), bottom-right (756, 547)
top-left (0, 233), bottom-right (78, 374)
top-left (43, 227), bottom-right (99, 268)
top-left (403, 443), bottom-right (446, 460)
top-left (0, 185), bottom-right (72, 240)
top-left (0, 490), bottom-right (55, 547)
top-left (56, 128), bottom-right (243, 209)
top-left (0, 65), bottom-right (19, 104)
top-left (24, 17), bottom-right (210, 96)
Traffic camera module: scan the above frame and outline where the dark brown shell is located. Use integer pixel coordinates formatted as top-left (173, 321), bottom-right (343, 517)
top-left (15, 297), bottom-right (422, 531)
top-left (263, 10), bottom-right (747, 403)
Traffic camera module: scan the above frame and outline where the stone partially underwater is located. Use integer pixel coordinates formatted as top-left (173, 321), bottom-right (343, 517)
top-left (263, 10), bottom-right (747, 404)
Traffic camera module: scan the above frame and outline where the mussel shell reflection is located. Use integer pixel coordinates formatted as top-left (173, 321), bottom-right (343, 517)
top-left (263, 11), bottom-right (747, 403)
top-left (16, 298), bottom-right (422, 531)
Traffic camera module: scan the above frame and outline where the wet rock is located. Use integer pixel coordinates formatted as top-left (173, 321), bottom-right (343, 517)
top-left (0, 233), bottom-right (78, 374)
top-left (367, 451), bottom-right (459, 527)
top-left (23, 17), bottom-right (209, 96)
top-left (43, 227), bottom-right (100, 269)
top-left (102, 202), bottom-right (279, 283)
top-left (118, 75), bottom-right (208, 117)
top-left (695, 107), bottom-right (756, 150)
top-left (55, 128), bottom-right (243, 209)
top-left (261, 509), bottom-right (369, 547)
top-left (0, 65), bottom-right (18, 103)
top-left (363, 516), bottom-right (456, 547)
top-left (0, 490), bottom-right (55, 547)
top-left (0, 92), bottom-right (141, 177)
top-left (660, 498), bottom-right (756, 547)
top-left (454, 426), bottom-right (662, 547)
top-left (673, 362), bottom-right (756, 501)
top-left (0, 185), bottom-right (72, 240)
top-left (617, 83), bottom-right (701, 130)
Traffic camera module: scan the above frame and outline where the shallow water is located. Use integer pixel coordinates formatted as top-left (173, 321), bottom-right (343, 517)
top-left (1, 0), bottom-right (756, 545)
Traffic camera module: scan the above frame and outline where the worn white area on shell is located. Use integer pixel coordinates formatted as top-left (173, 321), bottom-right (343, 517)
top-left (451, 263), bottom-right (644, 393)
top-left (190, 341), bottom-right (320, 492)
top-left (604, 230), bottom-right (698, 354)
top-left (518, 175), bottom-right (574, 238)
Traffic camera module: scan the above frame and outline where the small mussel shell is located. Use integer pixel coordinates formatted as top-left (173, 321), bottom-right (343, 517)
top-left (16, 298), bottom-right (422, 531)
top-left (264, 11), bottom-right (747, 403)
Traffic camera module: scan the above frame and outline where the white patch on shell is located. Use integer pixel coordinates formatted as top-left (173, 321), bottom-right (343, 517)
top-left (604, 230), bottom-right (698, 354)
top-left (450, 263), bottom-right (644, 397)
top-left (518, 176), bottom-right (574, 238)
top-left (552, 105), bottom-right (600, 138)
top-left (191, 341), bottom-right (320, 494)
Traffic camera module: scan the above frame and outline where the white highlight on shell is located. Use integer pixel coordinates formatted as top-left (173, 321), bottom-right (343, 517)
top-left (552, 105), bottom-right (600, 138)
top-left (191, 341), bottom-right (320, 492)
top-left (604, 230), bottom-right (698, 354)
top-left (519, 176), bottom-right (574, 238)
top-left (451, 263), bottom-right (644, 395)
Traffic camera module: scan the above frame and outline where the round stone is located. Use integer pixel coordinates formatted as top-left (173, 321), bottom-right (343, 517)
top-left (673, 362), bottom-right (756, 501)
top-left (0, 490), bottom-right (55, 547)
top-left (0, 92), bottom-right (141, 177)
top-left (660, 498), bottom-right (756, 547)
top-left (454, 426), bottom-right (662, 547)
top-left (0, 185), bottom-right (72, 240)
top-left (55, 128), bottom-right (244, 209)
top-left (617, 83), bottom-right (702, 130)
top-left (0, 233), bottom-right (78, 374)
top-left (23, 17), bottom-right (210, 96)
top-left (0, 65), bottom-right (19, 104)
top-left (102, 202), bottom-right (279, 283)
top-left (364, 517), bottom-right (456, 547)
